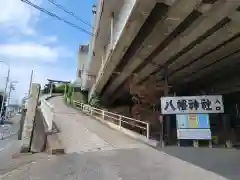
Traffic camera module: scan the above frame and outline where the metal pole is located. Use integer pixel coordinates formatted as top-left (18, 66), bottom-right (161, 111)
top-left (0, 69), bottom-right (10, 123)
top-left (28, 70), bottom-right (33, 97)
top-left (163, 66), bottom-right (170, 147)
top-left (5, 82), bottom-right (12, 120)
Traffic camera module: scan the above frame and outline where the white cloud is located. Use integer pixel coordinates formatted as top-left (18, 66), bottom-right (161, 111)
top-left (43, 36), bottom-right (58, 44)
top-left (0, 0), bottom-right (77, 104)
top-left (0, 0), bottom-right (41, 35)
top-left (0, 42), bottom-right (72, 63)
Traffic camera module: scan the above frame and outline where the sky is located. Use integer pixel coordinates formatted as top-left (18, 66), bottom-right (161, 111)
top-left (0, 0), bottom-right (96, 104)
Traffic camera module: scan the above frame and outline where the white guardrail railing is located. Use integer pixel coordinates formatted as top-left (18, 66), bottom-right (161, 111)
top-left (72, 100), bottom-right (150, 139)
top-left (40, 98), bottom-right (54, 132)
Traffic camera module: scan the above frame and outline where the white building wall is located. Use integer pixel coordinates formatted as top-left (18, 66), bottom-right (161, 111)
top-left (74, 45), bottom-right (93, 90)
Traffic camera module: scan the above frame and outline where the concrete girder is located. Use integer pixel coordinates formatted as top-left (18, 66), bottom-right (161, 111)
top-left (182, 50), bottom-right (240, 83)
top-left (198, 60), bottom-right (240, 94)
top-left (102, 0), bottom-right (202, 99)
top-left (168, 12), bottom-right (240, 82)
top-left (171, 51), bottom-right (240, 94)
top-left (114, 51), bottom-right (240, 100)
top-left (169, 37), bottom-right (240, 83)
top-left (107, 0), bottom-right (240, 103)
top-left (92, 0), bottom-right (157, 96)
top-left (135, 0), bottom-right (240, 84)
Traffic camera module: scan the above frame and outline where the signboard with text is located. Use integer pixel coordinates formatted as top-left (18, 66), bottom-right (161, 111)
top-left (176, 114), bottom-right (211, 140)
top-left (161, 95), bottom-right (224, 114)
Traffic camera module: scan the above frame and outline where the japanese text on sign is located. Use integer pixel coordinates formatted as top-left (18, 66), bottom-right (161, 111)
top-left (161, 95), bottom-right (224, 114)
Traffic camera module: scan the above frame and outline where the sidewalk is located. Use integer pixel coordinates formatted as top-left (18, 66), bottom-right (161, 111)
top-left (48, 97), bottom-right (146, 154)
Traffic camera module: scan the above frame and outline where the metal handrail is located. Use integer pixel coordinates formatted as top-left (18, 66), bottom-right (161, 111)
top-left (73, 100), bottom-right (150, 139)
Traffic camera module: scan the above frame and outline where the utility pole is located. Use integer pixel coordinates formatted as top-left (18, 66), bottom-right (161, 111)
top-left (5, 81), bottom-right (17, 120)
top-left (28, 70), bottom-right (34, 97)
top-left (0, 68), bottom-right (10, 124)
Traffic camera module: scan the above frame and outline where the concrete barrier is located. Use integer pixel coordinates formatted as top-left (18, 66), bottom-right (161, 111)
top-left (34, 107), bottom-right (64, 155)
top-left (30, 108), bottom-right (47, 153)
top-left (20, 91), bottom-right (65, 154)
top-left (46, 133), bottom-right (65, 155)
top-left (18, 109), bottom-right (26, 140)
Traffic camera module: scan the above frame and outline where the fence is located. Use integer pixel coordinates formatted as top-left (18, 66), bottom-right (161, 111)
top-left (40, 99), bottom-right (54, 132)
top-left (72, 100), bottom-right (150, 139)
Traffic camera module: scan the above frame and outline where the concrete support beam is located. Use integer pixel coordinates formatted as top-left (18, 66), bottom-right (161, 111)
top-left (168, 12), bottom-right (240, 82)
top-left (183, 50), bottom-right (240, 83)
top-left (20, 83), bottom-right (40, 153)
top-left (135, 0), bottom-right (240, 84)
top-left (170, 37), bottom-right (240, 83)
top-left (102, 0), bottom-right (202, 98)
top-left (92, 0), bottom-right (157, 97)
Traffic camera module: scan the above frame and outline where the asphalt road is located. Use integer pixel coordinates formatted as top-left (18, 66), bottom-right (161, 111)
top-left (0, 114), bottom-right (50, 177)
top-left (0, 115), bottom-right (21, 173)
top-left (0, 115), bottom-right (21, 140)
top-left (0, 99), bottom-right (238, 179)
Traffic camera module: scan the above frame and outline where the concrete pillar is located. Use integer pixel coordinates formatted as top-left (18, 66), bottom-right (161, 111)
top-left (50, 83), bottom-right (53, 96)
top-left (222, 114), bottom-right (232, 148)
top-left (20, 83), bottom-right (40, 153)
top-left (110, 12), bottom-right (114, 48)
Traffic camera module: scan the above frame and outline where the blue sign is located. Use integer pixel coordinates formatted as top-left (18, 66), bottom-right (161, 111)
top-left (176, 114), bottom-right (211, 140)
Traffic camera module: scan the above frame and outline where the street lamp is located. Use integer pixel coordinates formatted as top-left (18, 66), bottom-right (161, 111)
top-left (0, 61), bottom-right (10, 123)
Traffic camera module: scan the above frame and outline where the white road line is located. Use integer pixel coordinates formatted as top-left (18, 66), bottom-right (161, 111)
top-left (0, 161), bottom-right (36, 179)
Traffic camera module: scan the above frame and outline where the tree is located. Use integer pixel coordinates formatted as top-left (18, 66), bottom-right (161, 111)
top-left (54, 84), bottom-right (66, 93)
top-left (124, 75), bottom-right (164, 133)
top-left (42, 83), bottom-right (56, 94)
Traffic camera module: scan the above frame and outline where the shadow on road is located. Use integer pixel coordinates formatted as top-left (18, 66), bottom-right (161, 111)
top-left (163, 147), bottom-right (240, 180)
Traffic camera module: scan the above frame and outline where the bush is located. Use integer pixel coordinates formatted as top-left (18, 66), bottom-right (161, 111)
top-left (89, 92), bottom-right (101, 108)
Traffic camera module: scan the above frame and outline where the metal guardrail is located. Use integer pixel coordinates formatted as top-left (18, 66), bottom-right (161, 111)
top-left (72, 100), bottom-right (150, 139)
top-left (40, 98), bottom-right (54, 132)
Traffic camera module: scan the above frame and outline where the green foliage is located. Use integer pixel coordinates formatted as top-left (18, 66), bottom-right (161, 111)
top-left (41, 83), bottom-right (68, 94)
top-left (89, 92), bottom-right (101, 108)
top-left (54, 84), bottom-right (66, 94)
top-left (67, 84), bottom-right (73, 98)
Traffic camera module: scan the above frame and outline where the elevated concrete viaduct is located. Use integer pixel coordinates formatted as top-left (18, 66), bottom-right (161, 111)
top-left (88, 0), bottom-right (240, 105)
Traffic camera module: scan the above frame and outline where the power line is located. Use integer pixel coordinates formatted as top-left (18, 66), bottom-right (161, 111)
top-left (47, 0), bottom-right (94, 29)
top-left (21, 0), bottom-right (94, 36)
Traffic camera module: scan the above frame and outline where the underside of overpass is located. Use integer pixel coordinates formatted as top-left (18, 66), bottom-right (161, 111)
top-left (94, 0), bottom-right (240, 145)
top-left (97, 0), bottom-right (240, 103)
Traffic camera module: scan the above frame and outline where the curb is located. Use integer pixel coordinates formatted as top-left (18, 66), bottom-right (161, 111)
top-left (46, 132), bottom-right (65, 155)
